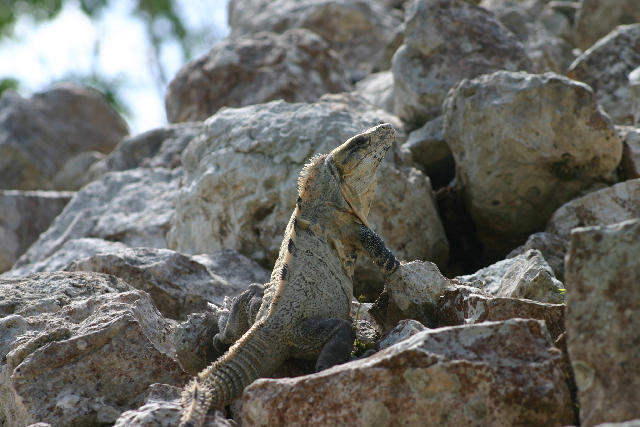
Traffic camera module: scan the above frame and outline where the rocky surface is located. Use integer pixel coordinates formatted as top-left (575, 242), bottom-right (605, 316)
top-left (50, 151), bottom-right (105, 191)
top-left (507, 231), bottom-right (568, 282)
top-left (568, 24), bottom-right (640, 125)
top-left (227, 0), bottom-right (403, 80)
top-left (0, 190), bottom-right (74, 274)
top-left (546, 178), bottom-right (640, 240)
top-left (353, 70), bottom-right (395, 114)
top-left (392, 0), bottom-right (533, 127)
top-left (165, 29), bottom-right (350, 124)
top-left (565, 219), bottom-right (640, 426)
top-left (573, 0), bottom-right (640, 51)
top-left (68, 247), bottom-right (270, 320)
top-left (167, 98), bottom-right (448, 298)
top-left (444, 71), bottom-right (622, 258)
top-left (618, 126), bottom-right (640, 171)
top-left (0, 84), bottom-right (128, 191)
top-left (241, 318), bottom-right (574, 427)
top-left (632, 67), bottom-right (640, 126)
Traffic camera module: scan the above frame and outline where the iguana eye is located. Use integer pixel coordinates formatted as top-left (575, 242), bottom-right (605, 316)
top-left (351, 136), bottom-right (368, 146)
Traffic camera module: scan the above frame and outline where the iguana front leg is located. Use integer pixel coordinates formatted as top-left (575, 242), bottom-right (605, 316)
top-left (356, 225), bottom-right (400, 275)
top-left (213, 284), bottom-right (264, 352)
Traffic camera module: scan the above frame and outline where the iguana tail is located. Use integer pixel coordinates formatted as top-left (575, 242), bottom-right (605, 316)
top-left (178, 322), bottom-right (287, 427)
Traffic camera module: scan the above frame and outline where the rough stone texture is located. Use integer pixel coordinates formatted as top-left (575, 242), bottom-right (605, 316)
top-left (165, 29), bottom-right (350, 124)
top-left (167, 99), bottom-right (448, 297)
top-left (592, 422), bottom-right (640, 427)
top-left (68, 247), bottom-right (270, 320)
top-left (546, 178), bottom-right (640, 240)
top-left (437, 285), bottom-right (565, 341)
top-left (241, 318), bottom-right (573, 427)
top-left (374, 319), bottom-right (426, 352)
top-left (50, 151), bottom-right (105, 191)
top-left (573, 0), bottom-right (640, 51)
top-left (10, 168), bottom-right (183, 275)
top-left (443, 71), bottom-right (622, 258)
top-left (632, 67), bottom-right (640, 126)
top-left (568, 24), bottom-right (640, 126)
top-left (0, 84), bottom-right (128, 191)
top-left (0, 190), bottom-right (74, 274)
top-left (369, 261), bottom-right (451, 331)
top-left (354, 71), bottom-right (395, 114)
top-left (565, 219), bottom-right (640, 426)
top-left (227, 0), bottom-right (402, 80)
top-left (174, 311), bottom-right (219, 376)
top-left (507, 231), bottom-right (568, 282)
top-left (0, 273), bottom-right (192, 427)
top-left (617, 126), bottom-right (640, 172)
top-left (82, 122), bottom-right (203, 186)
top-left (369, 22), bottom-right (405, 74)
top-left (392, 0), bottom-right (533, 127)
top-left (456, 249), bottom-right (565, 303)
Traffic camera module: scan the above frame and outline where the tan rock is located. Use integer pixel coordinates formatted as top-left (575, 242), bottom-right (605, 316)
top-left (565, 218), bottom-right (640, 426)
top-left (573, 0), bottom-right (640, 51)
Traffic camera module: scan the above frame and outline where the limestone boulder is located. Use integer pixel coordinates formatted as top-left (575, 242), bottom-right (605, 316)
top-left (617, 126), bottom-right (640, 172)
top-left (631, 67), bottom-right (640, 126)
top-left (0, 84), bottom-right (128, 191)
top-left (392, 0), bottom-right (533, 127)
top-left (568, 24), bottom-right (640, 125)
top-left (443, 71), bottom-right (622, 257)
top-left (165, 30), bottom-right (350, 124)
top-left (565, 219), bottom-right (640, 426)
top-left (50, 151), bottom-right (105, 191)
top-left (402, 116), bottom-right (454, 188)
top-left (507, 231), bottom-right (568, 281)
top-left (546, 179), bottom-right (640, 240)
top-left (0, 191), bottom-right (74, 274)
top-left (374, 318), bottom-right (426, 352)
top-left (241, 318), bottom-right (574, 427)
top-left (353, 71), bottom-right (395, 114)
top-left (10, 168), bottom-right (183, 275)
top-left (368, 22), bottom-right (405, 74)
top-left (167, 99), bottom-right (449, 297)
top-left (573, 0), bottom-right (640, 51)
top-left (227, 0), bottom-right (403, 81)
top-left (68, 247), bottom-right (270, 320)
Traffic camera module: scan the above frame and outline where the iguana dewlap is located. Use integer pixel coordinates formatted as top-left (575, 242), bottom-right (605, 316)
top-left (179, 123), bottom-right (400, 427)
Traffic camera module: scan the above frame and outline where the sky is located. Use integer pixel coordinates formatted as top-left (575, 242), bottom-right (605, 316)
top-left (0, 0), bottom-right (230, 135)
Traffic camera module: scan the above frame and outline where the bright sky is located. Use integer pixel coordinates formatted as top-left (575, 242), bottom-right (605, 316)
top-left (0, 0), bottom-right (230, 135)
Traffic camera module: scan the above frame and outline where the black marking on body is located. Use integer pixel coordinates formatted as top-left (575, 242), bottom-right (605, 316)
top-left (281, 264), bottom-right (290, 281)
top-left (297, 196), bottom-right (302, 207)
top-left (287, 238), bottom-right (296, 255)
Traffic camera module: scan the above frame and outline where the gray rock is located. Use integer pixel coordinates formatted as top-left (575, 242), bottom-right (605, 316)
top-left (375, 318), bottom-right (426, 351)
top-left (630, 66), bottom-right (640, 127)
top-left (456, 249), bottom-right (565, 304)
top-left (68, 247), bottom-right (270, 320)
top-left (227, 0), bottom-right (403, 81)
top-left (546, 179), bottom-right (640, 240)
top-left (0, 84), bottom-right (128, 190)
top-left (165, 29), bottom-right (350, 124)
top-left (392, 0), bottom-right (533, 127)
top-left (617, 126), bottom-right (640, 173)
top-left (10, 168), bottom-right (183, 274)
top-left (565, 219), bottom-right (640, 426)
top-left (0, 190), bottom-right (74, 274)
top-left (402, 115), bottom-right (454, 186)
top-left (507, 232), bottom-right (568, 282)
top-left (592, 422), bottom-right (640, 427)
top-left (50, 151), bottom-right (105, 191)
top-left (369, 22), bottom-right (405, 74)
top-left (353, 71), bottom-right (395, 114)
top-left (443, 71), bottom-right (621, 258)
top-left (568, 24), bottom-right (640, 125)
top-left (573, 0), bottom-right (640, 51)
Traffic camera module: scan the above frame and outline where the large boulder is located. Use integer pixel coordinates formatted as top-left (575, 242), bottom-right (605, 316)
top-left (573, 0), bottom-right (640, 51)
top-left (506, 231), bottom-right (568, 281)
top-left (353, 71), bottom-right (395, 114)
top-left (241, 318), bottom-right (574, 427)
top-left (546, 178), bottom-right (640, 240)
top-left (0, 191), bottom-right (74, 274)
top-left (568, 24), bottom-right (640, 125)
top-left (0, 84), bottom-right (128, 191)
top-left (227, 0), bottom-right (403, 81)
top-left (617, 126), bottom-right (640, 171)
top-left (392, 0), bottom-right (533, 127)
top-left (565, 219), bottom-right (640, 426)
top-left (167, 99), bottom-right (449, 297)
top-left (165, 29), bottom-right (350, 124)
top-left (632, 67), bottom-right (640, 126)
top-left (443, 71), bottom-right (622, 258)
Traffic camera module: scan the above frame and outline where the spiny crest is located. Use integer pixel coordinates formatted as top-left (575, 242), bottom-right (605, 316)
top-left (298, 154), bottom-right (327, 198)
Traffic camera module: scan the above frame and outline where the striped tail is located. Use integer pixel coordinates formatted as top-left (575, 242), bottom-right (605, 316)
top-left (178, 322), bottom-right (286, 427)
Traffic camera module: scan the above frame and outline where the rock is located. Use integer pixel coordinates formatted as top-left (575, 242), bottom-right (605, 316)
top-left (507, 231), bottom-right (568, 282)
top-left (632, 67), bottom-right (640, 126)
top-left (167, 99), bottom-right (448, 298)
top-left (10, 168), bottom-right (183, 275)
top-left (565, 219), bottom-right (640, 426)
top-left (241, 318), bottom-right (574, 427)
top-left (50, 151), bottom-right (105, 191)
top-left (573, 0), bottom-right (640, 51)
top-left (437, 285), bottom-right (566, 341)
top-left (174, 312), bottom-right (219, 376)
top-left (592, 422), bottom-right (640, 427)
top-left (443, 71), bottom-right (622, 258)
top-left (369, 261), bottom-right (451, 331)
top-left (165, 30), bottom-right (350, 124)
top-left (567, 24), bottom-right (640, 125)
top-left (374, 318), bottom-right (426, 352)
top-left (1, 273), bottom-right (192, 427)
top-left (546, 178), bottom-right (640, 240)
top-left (392, 0), bottom-right (533, 127)
top-left (227, 0), bottom-right (403, 81)
top-left (369, 22), bottom-right (405, 74)
top-left (456, 249), bottom-right (565, 303)
top-left (82, 122), bottom-right (204, 186)
top-left (353, 71), bottom-right (395, 114)
top-left (0, 190), bottom-right (74, 274)
top-left (0, 84), bottom-right (128, 191)
top-left (68, 247), bottom-right (270, 320)
top-left (617, 126), bottom-right (640, 175)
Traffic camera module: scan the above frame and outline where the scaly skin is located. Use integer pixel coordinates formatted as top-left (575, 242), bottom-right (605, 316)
top-left (178, 123), bottom-right (400, 427)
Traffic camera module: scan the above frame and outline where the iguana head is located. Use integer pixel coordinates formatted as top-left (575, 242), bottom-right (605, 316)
top-left (330, 123), bottom-right (395, 227)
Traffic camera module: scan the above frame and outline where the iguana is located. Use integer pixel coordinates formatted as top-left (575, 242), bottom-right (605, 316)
top-left (178, 123), bottom-right (400, 427)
